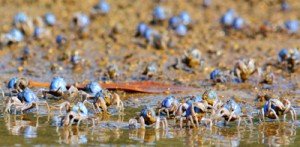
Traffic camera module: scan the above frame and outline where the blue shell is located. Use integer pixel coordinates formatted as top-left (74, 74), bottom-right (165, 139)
top-left (23, 46), bottom-right (30, 55)
top-left (140, 105), bottom-right (156, 118)
top-left (44, 13), bottom-right (56, 26)
top-left (56, 35), bottom-right (67, 45)
top-left (210, 69), bottom-right (222, 81)
top-left (137, 23), bottom-right (148, 35)
top-left (224, 100), bottom-right (242, 114)
top-left (187, 96), bottom-right (203, 106)
top-left (169, 16), bottom-right (181, 29)
top-left (86, 82), bottom-right (102, 95)
top-left (95, 1), bottom-right (110, 14)
top-left (153, 6), bottom-right (166, 21)
top-left (263, 99), bottom-right (277, 114)
top-left (50, 77), bottom-right (67, 91)
top-left (220, 9), bottom-right (235, 26)
top-left (8, 77), bottom-right (19, 89)
top-left (8, 28), bottom-right (24, 42)
top-left (73, 102), bottom-right (88, 116)
top-left (14, 12), bottom-right (28, 24)
top-left (232, 17), bottom-right (244, 30)
top-left (17, 88), bottom-right (39, 104)
top-left (33, 27), bottom-right (45, 38)
top-left (281, 2), bottom-right (289, 11)
top-left (161, 96), bottom-right (178, 109)
top-left (179, 11), bottom-right (191, 25)
top-left (278, 48), bottom-right (288, 61)
top-left (143, 28), bottom-right (154, 41)
top-left (75, 13), bottom-right (90, 28)
top-left (284, 20), bottom-right (298, 33)
top-left (185, 104), bottom-right (202, 117)
top-left (176, 24), bottom-right (187, 36)
top-left (94, 91), bottom-right (104, 103)
top-left (206, 90), bottom-right (217, 100)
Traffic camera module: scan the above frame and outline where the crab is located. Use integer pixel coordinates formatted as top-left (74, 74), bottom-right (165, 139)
top-left (142, 63), bottom-right (157, 77)
top-left (214, 99), bottom-right (253, 126)
top-left (233, 58), bottom-right (256, 82)
top-left (5, 88), bottom-right (50, 114)
top-left (157, 96), bottom-right (179, 118)
top-left (152, 6), bottom-right (167, 24)
top-left (1, 28), bottom-right (24, 45)
top-left (7, 77), bottom-right (29, 94)
top-left (85, 81), bottom-right (102, 96)
top-left (107, 64), bottom-right (120, 79)
top-left (91, 0), bottom-right (110, 15)
top-left (129, 105), bottom-right (168, 129)
top-left (210, 69), bottom-right (228, 83)
top-left (202, 89), bottom-right (222, 109)
top-left (181, 48), bottom-right (204, 68)
top-left (259, 98), bottom-right (296, 123)
top-left (176, 101), bottom-right (213, 128)
top-left (58, 102), bottom-right (97, 127)
top-left (42, 77), bottom-right (67, 98)
top-left (72, 12), bottom-right (90, 28)
top-left (260, 72), bottom-right (275, 85)
top-left (278, 48), bottom-right (300, 71)
top-left (84, 90), bottom-right (124, 113)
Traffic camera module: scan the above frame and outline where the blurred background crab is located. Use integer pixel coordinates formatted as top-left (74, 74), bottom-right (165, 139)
top-left (181, 48), bottom-right (204, 68)
top-left (233, 58), bottom-right (258, 82)
top-left (129, 105), bottom-right (168, 130)
top-left (278, 48), bottom-right (300, 72)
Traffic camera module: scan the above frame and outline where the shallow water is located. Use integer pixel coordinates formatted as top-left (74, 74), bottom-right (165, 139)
top-left (1, 107), bottom-right (300, 146)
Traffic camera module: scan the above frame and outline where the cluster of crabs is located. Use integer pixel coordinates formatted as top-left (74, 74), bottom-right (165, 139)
top-left (3, 77), bottom-right (297, 129)
top-left (128, 89), bottom-right (297, 130)
top-left (3, 77), bottom-right (124, 127)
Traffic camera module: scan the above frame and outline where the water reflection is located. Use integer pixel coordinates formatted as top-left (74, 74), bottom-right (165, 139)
top-left (4, 113), bottom-right (297, 146)
top-left (258, 123), bottom-right (296, 146)
top-left (4, 115), bottom-right (47, 139)
top-left (56, 127), bottom-right (88, 144)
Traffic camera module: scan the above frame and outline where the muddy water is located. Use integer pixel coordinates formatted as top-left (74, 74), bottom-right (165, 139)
top-left (1, 0), bottom-right (300, 146)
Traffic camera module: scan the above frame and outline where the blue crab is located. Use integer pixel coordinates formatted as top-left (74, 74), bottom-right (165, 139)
top-left (58, 102), bottom-right (97, 126)
top-left (202, 89), bottom-right (221, 109)
top-left (157, 96), bottom-right (179, 117)
top-left (214, 99), bottom-right (252, 126)
top-left (85, 81), bottom-right (102, 95)
top-left (7, 77), bottom-right (28, 93)
top-left (43, 13), bottom-right (56, 26)
top-left (152, 6), bottom-right (167, 24)
top-left (259, 98), bottom-right (296, 123)
top-left (135, 22), bottom-right (148, 37)
top-left (1, 28), bottom-right (24, 45)
top-left (129, 105), bottom-right (168, 129)
top-left (210, 69), bottom-right (228, 83)
top-left (5, 88), bottom-right (50, 114)
top-left (72, 12), bottom-right (90, 28)
top-left (91, 0), bottom-right (110, 15)
top-left (233, 58), bottom-right (256, 82)
top-left (278, 48), bottom-right (300, 71)
top-left (84, 90), bottom-right (124, 113)
top-left (176, 101), bottom-right (212, 128)
top-left (42, 77), bottom-right (67, 98)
